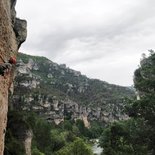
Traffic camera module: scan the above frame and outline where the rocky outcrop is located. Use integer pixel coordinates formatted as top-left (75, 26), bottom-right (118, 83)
top-left (0, 0), bottom-right (27, 154)
top-left (14, 18), bottom-right (27, 48)
top-left (12, 94), bottom-right (128, 127)
top-left (24, 130), bottom-right (33, 155)
top-left (14, 128), bottom-right (32, 155)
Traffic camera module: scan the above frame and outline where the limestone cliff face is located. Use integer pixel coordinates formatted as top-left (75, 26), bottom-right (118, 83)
top-left (0, 0), bottom-right (27, 154)
top-left (24, 130), bottom-right (33, 155)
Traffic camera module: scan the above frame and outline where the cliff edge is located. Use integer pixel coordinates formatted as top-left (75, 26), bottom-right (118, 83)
top-left (0, 0), bottom-right (26, 154)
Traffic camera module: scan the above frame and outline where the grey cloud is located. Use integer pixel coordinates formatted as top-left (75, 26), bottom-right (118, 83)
top-left (29, 0), bottom-right (154, 55)
top-left (16, 0), bottom-right (155, 85)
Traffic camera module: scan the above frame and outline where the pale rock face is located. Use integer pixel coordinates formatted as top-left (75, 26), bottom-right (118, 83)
top-left (53, 99), bottom-right (59, 111)
top-left (54, 118), bottom-right (64, 125)
top-left (82, 115), bottom-right (90, 128)
top-left (61, 70), bottom-right (65, 75)
top-left (16, 60), bottom-right (41, 89)
top-left (60, 64), bottom-right (66, 69)
top-left (47, 73), bottom-right (53, 78)
top-left (17, 60), bottom-right (30, 74)
top-left (33, 63), bottom-right (39, 70)
top-left (74, 104), bottom-right (79, 112)
top-left (18, 66), bottom-right (30, 74)
top-left (25, 96), bottom-right (34, 103)
top-left (66, 83), bottom-right (73, 93)
top-left (22, 107), bottom-right (29, 110)
top-left (135, 90), bottom-right (140, 100)
top-left (103, 116), bottom-right (110, 123)
top-left (43, 102), bottom-right (51, 108)
top-left (32, 106), bottom-right (43, 110)
top-left (73, 71), bottom-right (81, 77)
top-left (17, 58), bottom-right (39, 74)
top-left (50, 81), bottom-right (56, 84)
top-left (31, 80), bottom-right (40, 88)
top-left (96, 107), bottom-right (101, 119)
top-left (20, 82), bottom-right (30, 87)
top-left (78, 86), bottom-right (84, 93)
top-left (24, 130), bottom-right (33, 155)
top-left (27, 59), bottom-right (34, 70)
top-left (52, 64), bottom-right (59, 70)
top-left (27, 96), bottom-right (33, 102)
top-left (20, 79), bottom-right (40, 89)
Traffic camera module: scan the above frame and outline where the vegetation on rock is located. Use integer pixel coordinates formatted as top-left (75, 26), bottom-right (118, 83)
top-left (10, 52), bottom-right (134, 125)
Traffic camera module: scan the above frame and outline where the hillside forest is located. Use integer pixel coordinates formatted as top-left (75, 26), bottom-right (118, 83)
top-left (4, 50), bottom-right (155, 155)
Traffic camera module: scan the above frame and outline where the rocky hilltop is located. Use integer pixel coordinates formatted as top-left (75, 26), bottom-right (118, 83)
top-left (0, 0), bottom-right (26, 154)
top-left (10, 53), bottom-right (134, 126)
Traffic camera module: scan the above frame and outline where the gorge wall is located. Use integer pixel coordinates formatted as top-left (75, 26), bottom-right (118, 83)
top-left (0, 0), bottom-right (26, 154)
top-left (10, 53), bottom-right (134, 127)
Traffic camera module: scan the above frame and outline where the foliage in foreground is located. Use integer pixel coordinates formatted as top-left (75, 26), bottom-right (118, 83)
top-left (99, 51), bottom-right (155, 155)
top-left (54, 138), bottom-right (93, 155)
top-left (5, 111), bottom-right (96, 155)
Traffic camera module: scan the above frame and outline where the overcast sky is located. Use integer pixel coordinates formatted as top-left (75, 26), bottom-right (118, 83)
top-left (16, 0), bottom-right (155, 86)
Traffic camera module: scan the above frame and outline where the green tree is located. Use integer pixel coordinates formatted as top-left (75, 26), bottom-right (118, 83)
top-left (99, 51), bottom-right (155, 155)
top-left (99, 119), bottom-right (148, 155)
top-left (32, 148), bottom-right (45, 155)
top-left (33, 118), bottom-right (52, 153)
top-left (50, 130), bottom-right (66, 152)
top-left (71, 138), bottom-right (93, 155)
top-left (130, 51), bottom-right (155, 153)
top-left (55, 138), bottom-right (93, 155)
